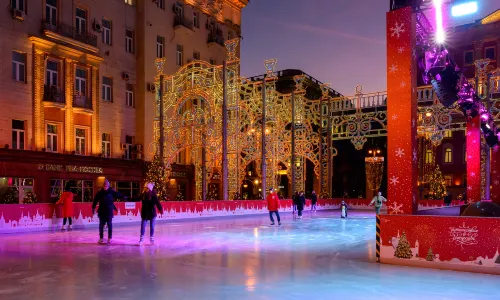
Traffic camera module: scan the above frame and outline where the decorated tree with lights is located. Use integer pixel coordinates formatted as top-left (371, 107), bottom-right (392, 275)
top-left (23, 190), bottom-right (37, 204)
top-left (144, 155), bottom-right (168, 201)
top-left (394, 232), bottom-right (413, 259)
top-left (426, 247), bottom-right (434, 261)
top-left (428, 165), bottom-right (447, 200)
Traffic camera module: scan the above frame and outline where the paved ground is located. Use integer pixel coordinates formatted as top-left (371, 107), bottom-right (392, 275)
top-left (0, 211), bottom-right (498, 300)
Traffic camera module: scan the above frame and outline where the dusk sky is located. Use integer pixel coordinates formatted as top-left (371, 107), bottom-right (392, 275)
top-left (240, 0), bottom-right (498, 95)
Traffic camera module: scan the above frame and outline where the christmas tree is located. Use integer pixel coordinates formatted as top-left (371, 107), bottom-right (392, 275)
top-left (394, 232), bottom-right (413, 259)
top-left (428, 165), bottom-right (447, 200)
top-left (426, 247), bottom-right (434, 261)
top-left (23, 190), bottom-right (37, 204)
top-left (144, 155), bottom-right (168, 201)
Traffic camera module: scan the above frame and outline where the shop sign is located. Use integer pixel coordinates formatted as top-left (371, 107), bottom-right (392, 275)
top-left (37, 164), bottom-right (104, 174)
top-left (124, 202), bottom-right (136, 210)
top-left (171, 172), bottom-right (187, 178)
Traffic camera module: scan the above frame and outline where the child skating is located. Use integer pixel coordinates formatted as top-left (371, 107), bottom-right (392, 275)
top-left (340, 200), bottom-right (348, 218)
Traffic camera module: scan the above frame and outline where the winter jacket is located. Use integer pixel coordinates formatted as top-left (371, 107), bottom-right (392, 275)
top-left (141, 190), bottom-right (164, 220)
top-left (56, 191), bottom-right (74, 218)
top-left (370, 195), bottom-right (387, 208)
top-left (297, 195), bottom-right (306, 211)
top-left (311, 193), bottom-right (318, 204)
top-left (92, 189), bottom-right (124, 220)
top-left (267, 192), bottom-right (280, 211)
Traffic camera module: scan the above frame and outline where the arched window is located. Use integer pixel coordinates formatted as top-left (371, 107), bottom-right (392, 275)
top-left (444, 147), bottom-right (453, 163)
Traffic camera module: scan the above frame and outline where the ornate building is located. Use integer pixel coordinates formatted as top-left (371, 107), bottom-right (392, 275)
top-left (0, 0), bottom-right (247, 204)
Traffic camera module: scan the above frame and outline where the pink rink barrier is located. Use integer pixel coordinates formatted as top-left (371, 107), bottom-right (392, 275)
top-left (0, 199), bottom-right (460, 233)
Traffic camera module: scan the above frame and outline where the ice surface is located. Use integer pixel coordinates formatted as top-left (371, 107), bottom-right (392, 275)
top-left (0, 211), bottom-right (499, 300)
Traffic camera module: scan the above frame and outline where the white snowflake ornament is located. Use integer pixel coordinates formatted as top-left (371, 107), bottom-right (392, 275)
top-left (400, 81), bottom-right (407, 88)
top-left (392, 114), bottom-right (399, 120)
top-left (396, 148), bottom-right (405, 158)
top-left (390, 22), bottom-right (405, 39)
top-left (389, 64), bottom-right (398, 73)
top-left (388, 202), bottom-right (404, 214)
top-left (397, 47), bottom-right (405, 54)
top-left (412, 150), bottom-right (417, 162)
top-left (389, 176), bottom-right (399, 185)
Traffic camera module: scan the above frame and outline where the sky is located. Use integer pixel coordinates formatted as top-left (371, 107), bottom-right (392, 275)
top-left (240, 0), bottom-right (499, 95)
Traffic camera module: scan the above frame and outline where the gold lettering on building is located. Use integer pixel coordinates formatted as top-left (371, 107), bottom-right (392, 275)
top-left (37, 164), bottom-right (103, 174)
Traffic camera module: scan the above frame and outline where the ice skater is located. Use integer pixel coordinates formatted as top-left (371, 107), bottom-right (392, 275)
top-left (139, 183), bottom-right (164, 245)
top-left (92, 179), bottom-right (124, 244)
top-left (267, 188), bottom-right (281, 226)
top-left (370, 191), bottom-right (387, 215)
top-left (292, 191), bottom-right (299, 217)
top-left (340, 200), bottom-right (348, 218)
top-left (311, 190), bottom-right (318, 212)
top-left (57, 182), bottom-right (74, 231)
top-left (297, 191), bottom-right (306, 219)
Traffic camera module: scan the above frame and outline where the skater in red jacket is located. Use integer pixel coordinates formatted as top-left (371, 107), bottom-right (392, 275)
top-left (266, 188), bottom-right (281, 226)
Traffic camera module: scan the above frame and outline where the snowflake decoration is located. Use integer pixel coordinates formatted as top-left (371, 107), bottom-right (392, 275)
top-left (466, 131), bottom-right (471, 136)
top-left (412, 119), bottom-right (416, 128)
top-left (388, 202), bottom-right (404, 214)
top-left (412, 48), bottom-right (417, 59)
top-left (396, 148), bottom-right (405, 158)
top-left (389, 64), bottom-right (398, 73)
top-left (412, 150), bottom-right (417, 162)
top-left (400, 81), bottom-right (407, 88)
top-left (473, 139), bottom-right (477, 144)
top-left (392, 114), bottom-right (399, 120)
top-left (467, 185), bottom-right (472, 191)
top-left (470, 172), bottom-right (476, 177)
top-left (390, 22), bottom-right (405, 39)
top-left (397, 47), bottom-right (405, 54)
top-left (494, 180), bottom-right (500, 186)
top-left (389, 176), bottom-right (399, 185)
top-left (412, 194), bottom-right (416, 204)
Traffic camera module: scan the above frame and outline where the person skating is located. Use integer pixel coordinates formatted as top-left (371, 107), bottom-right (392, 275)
top-left (370, 191), bottom-right (387, 215)
top-left (57, 182), bottom-right (74, 231)
top-left (340, 200), bottom-right (348, 218)
top-left (139, 183), bottom-right (164, 245)
top-left (292, 191), bottom-right (299, 217)
top-left (92, 179), bottom-right (124, 244)
top-left (267, 188), bottom-right (281, 225)
top-left (297, 191), bottom-right (306, 219)
top-left (311, 190), bottom-right (318, 212)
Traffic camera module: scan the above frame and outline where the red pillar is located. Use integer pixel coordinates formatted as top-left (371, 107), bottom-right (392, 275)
top-left (491, 148), bottom-right (500, 205)
top-left (466, 117), bottom-right (481, 203)
top-left (386, 7), bottom-right (418, 215)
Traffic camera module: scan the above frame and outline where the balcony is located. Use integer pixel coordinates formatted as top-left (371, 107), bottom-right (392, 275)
top-left (43, 85), bottom-right (65, 107)
top-left (173, 15), bottom-right (194, 35)
top-left (73, 92), bottom-right (93, 113)
top-left (208, 33), bottom-right (225, 48)
top-left (42, 19), bottom-right (98, 52)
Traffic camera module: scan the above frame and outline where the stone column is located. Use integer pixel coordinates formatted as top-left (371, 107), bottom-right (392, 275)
top-left (33, 49), bottom-right (46, 150)
top-left (91, 66), bottom-right (100, 155)
top-left (386, 7), bottom-right (418, 214)
top-left (64, 59), bottom-right (74, 153)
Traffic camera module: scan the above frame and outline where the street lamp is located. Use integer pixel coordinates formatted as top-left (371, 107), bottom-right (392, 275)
top-left (451, 1), bottom-right (478, 17)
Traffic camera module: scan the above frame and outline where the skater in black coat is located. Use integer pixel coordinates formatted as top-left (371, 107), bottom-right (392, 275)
top-left (92, 179), bottom-right (124, 244)
top-left (311, 191), bottom-right (318, 212)
top-left (297, 191), bottom-right (306, 219)
top-left (139, 183), bottom-right (164, 245)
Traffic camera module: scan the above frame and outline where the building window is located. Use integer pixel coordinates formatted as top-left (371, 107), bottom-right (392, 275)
top-left (176, 45), bottom-right (183, 66)
top-left (156, 0), bottom-right (165, 9)
top-left (102, 76), bottom-right (112, 101)
top-left (444, 147), bottom-right (453, 163)
top-left (102, 19), bottom-right (112, 45)
top-left (47, 124), bottom-right (58, 152)
top-left (75, 128), bottom-right (86, 155)
top-left (75, 8), bottom-right (87, 35)
top-left (12, 120), bottom-right (25, 150)
top-left (193, 51), bottom-right (200, 60)
top-left (443, 130), bottom-right (452, 138)
top-left (425, 150), bottom-right (433, 164)
top-left (444, 175), bottom-right (452, 187)
top-left (125, 29), bottom-right (134, 53)
top-left (464, 50), bottom-right (474, 65)
top-left (11, 0), bottom-right (25, 12)
top-left (174, 2), bottom-right (183, 16)
top-left (0, 177), bottom-right (34, 204)
top-left (46, 0), bottom-right (57, 25)
top-left (45, 60), bottom-right (59, 87)
top-left (116, 182), bottom-right (140, 200)
top-left (102, 133), bottom-right (111, 158)
top-left (126, 83), bottom-right (134, 107)
top-left (51, 180), bottom-right (93, 202)
top-left (193, 12), bottom-right (199, 28)
top-left (209, 58), bottom-right (216, 65)
top-left (485, 47), bottom-right (496, 61)
top-left (12, 51), bottom-right (26, 82)
top-left (156, 36), bottom-right (164, 58)
top-left (75, 67), bottom-right (87, 97)
top-left (124, 135), bottom-right (134, 160)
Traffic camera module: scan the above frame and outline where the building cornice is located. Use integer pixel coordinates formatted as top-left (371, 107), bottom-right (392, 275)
top-left (29, 36), bottom-right (103, 67)
top-left (481, 9), bottom-right (500, 25)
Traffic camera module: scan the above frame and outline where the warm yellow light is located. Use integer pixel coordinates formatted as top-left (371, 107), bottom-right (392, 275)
top-left (277, 170), bottom-right (287, 175)
top-left (369, 150), bottom-right (373, 154)
top-left (376, 150), bottom-right (381, 154)
top-left (265, 129), bottom-right (270, 134)
top-left (254, 179), bottom-right (259, 184)
top-left (243, 184), bottom-right (248, 188)
top-left (425, 112), bottom-right (432, 117)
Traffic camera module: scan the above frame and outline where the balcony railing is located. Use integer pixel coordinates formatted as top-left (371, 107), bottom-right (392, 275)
top-left (43, 85), bottom-right (65, 104)
top-left (208, 33), bottom-right (225, 47)
top-left (174, 15), bottom-right (194, 31)
top-left (43, 19), bottom-right (97, 47)
top-left (73, 92), bottom-right (92, 110)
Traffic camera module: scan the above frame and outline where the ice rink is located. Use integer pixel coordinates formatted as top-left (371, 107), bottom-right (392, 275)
top-left (0, 211), bottom-right (498, 299)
